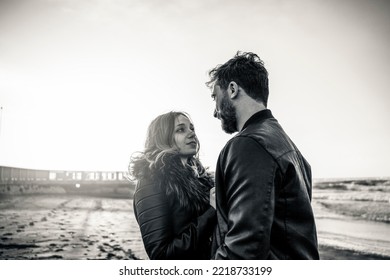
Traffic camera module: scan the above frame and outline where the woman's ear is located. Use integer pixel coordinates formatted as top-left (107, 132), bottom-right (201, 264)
top-left (228, 81), bottom-right (239, 99)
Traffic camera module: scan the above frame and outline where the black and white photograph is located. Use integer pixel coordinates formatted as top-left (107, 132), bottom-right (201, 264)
top-left (0, 0), bottom-right (389, 264)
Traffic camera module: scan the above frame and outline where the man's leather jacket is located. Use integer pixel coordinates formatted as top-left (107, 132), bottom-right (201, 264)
top-left (212, 109), bottom-right (319, 259)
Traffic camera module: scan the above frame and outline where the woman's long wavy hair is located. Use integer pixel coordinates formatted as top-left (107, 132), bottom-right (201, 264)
top-left (129, 111), bottom-right (207, 180)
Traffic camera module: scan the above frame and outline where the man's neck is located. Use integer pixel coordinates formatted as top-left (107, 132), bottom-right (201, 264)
top-left (236, 102), bottom-right (266, 132)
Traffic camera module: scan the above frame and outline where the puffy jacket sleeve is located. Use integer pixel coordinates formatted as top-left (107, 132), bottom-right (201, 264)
top-left (214, 136), bottom-right (277, 259)
top-left (134, 181), bottom-right (216, 259)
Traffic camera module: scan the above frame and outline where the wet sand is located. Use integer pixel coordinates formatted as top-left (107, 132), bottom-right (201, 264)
top-left (313, 200), bottom-right (390, 259)
top-left (1, 194), bottom-right (390, 260)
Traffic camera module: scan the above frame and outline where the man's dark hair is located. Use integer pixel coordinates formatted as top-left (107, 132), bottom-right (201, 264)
top-left (206, 51), bottom-right (269, 106)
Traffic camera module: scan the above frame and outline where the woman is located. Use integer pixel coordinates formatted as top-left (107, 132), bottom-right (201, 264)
top-left (129, 111), bottom-right (216, 260)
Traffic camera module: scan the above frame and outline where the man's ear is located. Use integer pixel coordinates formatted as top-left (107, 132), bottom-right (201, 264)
top-left (228, 81), bottom-right (239, 99)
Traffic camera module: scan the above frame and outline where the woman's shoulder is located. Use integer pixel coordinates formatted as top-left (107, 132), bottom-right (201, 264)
top-left (134, 177), bottom-right (165, 202)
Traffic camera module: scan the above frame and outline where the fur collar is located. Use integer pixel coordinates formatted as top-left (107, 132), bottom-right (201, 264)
top-left (138, 154), bottom-right (213, 214)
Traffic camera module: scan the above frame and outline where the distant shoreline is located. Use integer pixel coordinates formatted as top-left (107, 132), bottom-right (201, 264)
top-left (313, 177), bottom-right (390, 182)
top-left (319, 244), bottom-right (390, 260)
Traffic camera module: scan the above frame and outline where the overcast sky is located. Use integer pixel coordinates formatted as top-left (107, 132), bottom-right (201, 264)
top-left (0, 0), bottom-right (389, 178)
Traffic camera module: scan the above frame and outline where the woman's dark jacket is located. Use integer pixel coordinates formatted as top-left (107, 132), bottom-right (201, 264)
top-left (133, 155), bottom-right (216, 259)
top-left (212, 109), bottom-right (319, 259)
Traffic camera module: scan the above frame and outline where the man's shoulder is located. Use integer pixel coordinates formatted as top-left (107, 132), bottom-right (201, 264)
top-left (218, 133), bottom-right (273, 165)
top-left (237, 118), bottom-right (296, 159)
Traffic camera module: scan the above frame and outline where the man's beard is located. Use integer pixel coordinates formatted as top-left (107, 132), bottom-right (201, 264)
top-left (219, 94), bottom-right (238, 134)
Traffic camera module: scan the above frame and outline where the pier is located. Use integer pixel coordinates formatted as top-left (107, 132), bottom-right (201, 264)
top-left (0, 166), bottom-right (134, 198)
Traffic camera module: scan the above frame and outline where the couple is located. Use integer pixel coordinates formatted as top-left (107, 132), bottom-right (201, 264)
top-left (129, 52), bottom-right (320, 260)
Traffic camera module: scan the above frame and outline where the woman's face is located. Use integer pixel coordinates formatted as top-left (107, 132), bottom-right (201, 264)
top-left (173, 114), bottom-right (198, 158)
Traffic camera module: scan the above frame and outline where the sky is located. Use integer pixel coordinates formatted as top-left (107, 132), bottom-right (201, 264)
top-left (0, 0), bottom-right (389, 179)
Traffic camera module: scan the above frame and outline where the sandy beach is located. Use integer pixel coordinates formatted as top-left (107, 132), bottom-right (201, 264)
top-left (0, 194), bottom-right (147, 260)
top-left (1, 179), bottom-right (390, 260)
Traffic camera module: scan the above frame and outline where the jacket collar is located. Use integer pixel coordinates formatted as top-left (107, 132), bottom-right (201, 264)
top-left (241, 109), bottom-right (274, 131)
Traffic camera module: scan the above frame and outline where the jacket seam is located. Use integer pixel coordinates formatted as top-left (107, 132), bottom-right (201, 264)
top-left (137, 202), bottom-right (167, 217)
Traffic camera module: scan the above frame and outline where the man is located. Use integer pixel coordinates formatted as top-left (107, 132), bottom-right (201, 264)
top-left (207, 51), bottom-right (319, 259)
